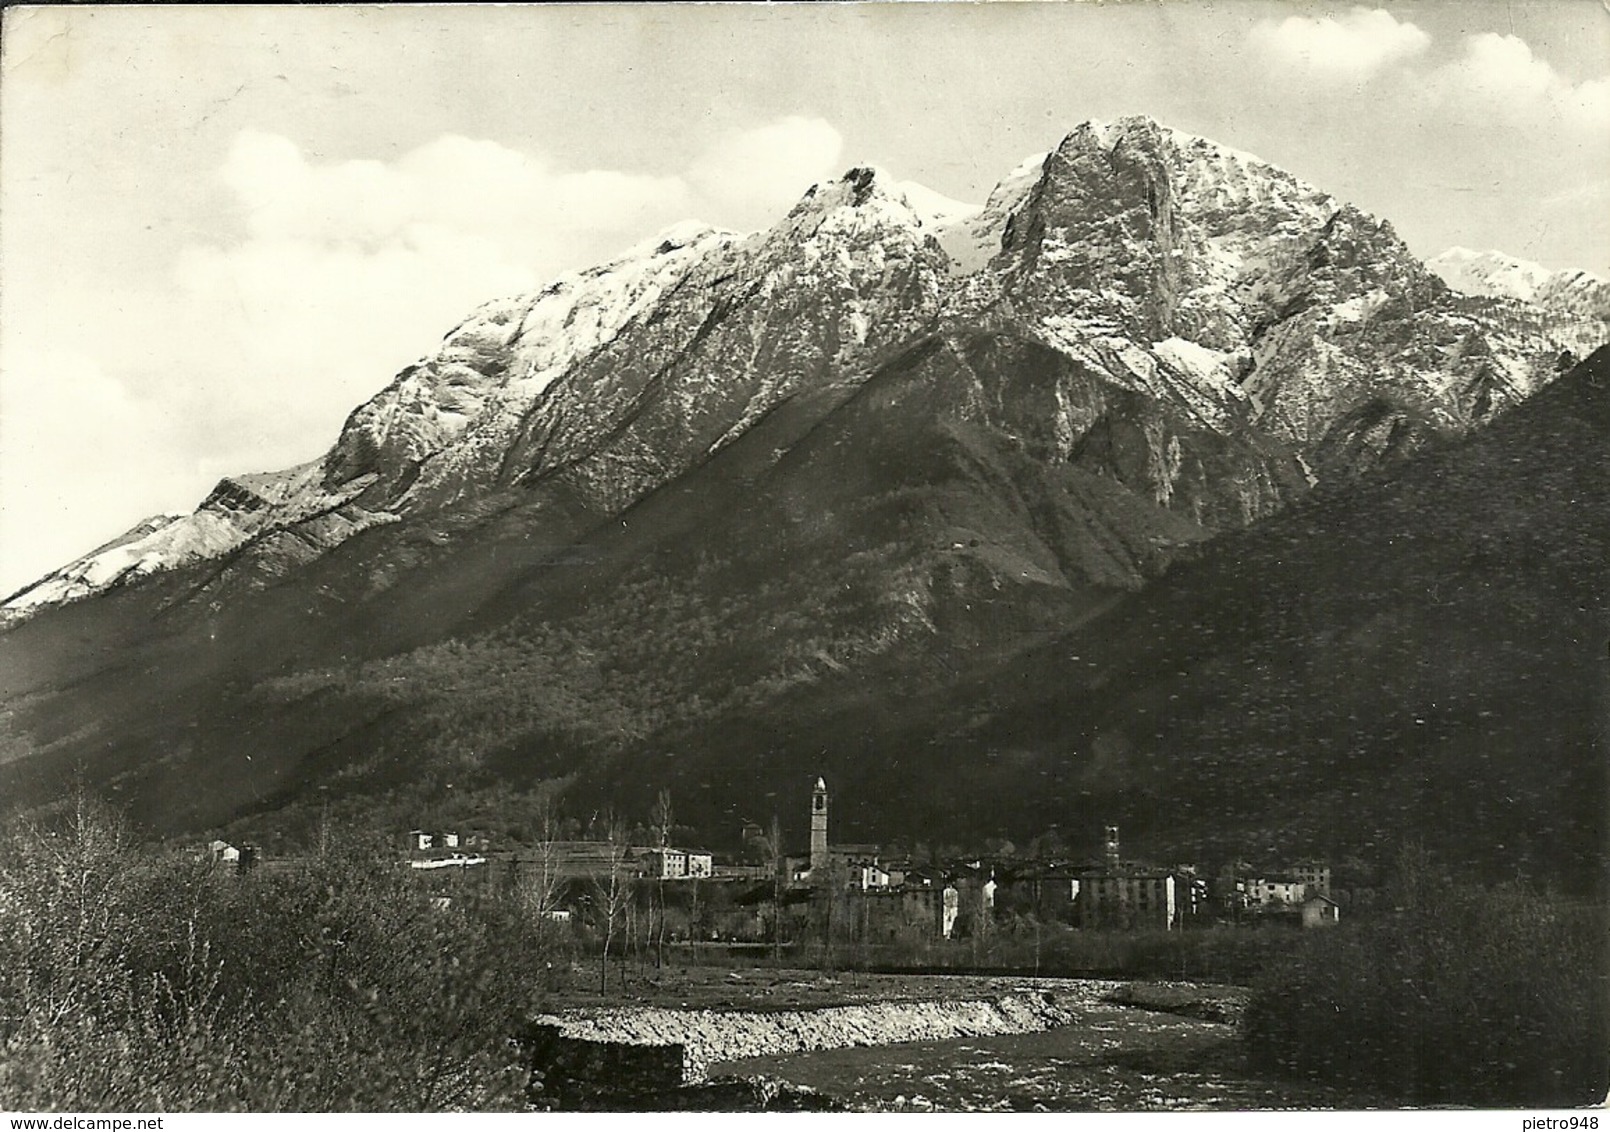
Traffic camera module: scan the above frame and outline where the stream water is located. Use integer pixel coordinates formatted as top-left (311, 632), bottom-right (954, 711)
top-left (714, 1000), bottom-right (1382, 1112)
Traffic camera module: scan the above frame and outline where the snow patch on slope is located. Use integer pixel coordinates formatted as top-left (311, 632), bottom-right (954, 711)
top-left (3, 463), bottom-right (389, 613)
top-left (1154, 336), bottom-right (1231, 385)
top-left (7, 120), bottom-right (1596, 622)
top-left (1429, 247), bottom-right (1557, 303)
top-left (895, 180), bottom-right (981, 229)
top-left (1429, 246), bottom-right (1610, 320)
top-left (929, 152), bottom-right (1046, 277)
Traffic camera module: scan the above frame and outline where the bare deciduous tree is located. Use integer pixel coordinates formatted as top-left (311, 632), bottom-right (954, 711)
top-left (519, 794), bottom-right (565, 919)
top-left (649, 788), bottom-right (673, 968)
top-left (592, 812), bottom-right (633, 994)
top-left (757, 814), bottom-right (787, 964)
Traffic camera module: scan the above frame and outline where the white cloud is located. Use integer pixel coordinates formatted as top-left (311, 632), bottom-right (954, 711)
top-left (171, 228), bottom-right (538, 438)
top-left (0, 117), bottom-right (851, 592)
top-left (400, 135), bottom-right (694, 240)
top-left (0, 347), bottom-right (199, 593)
top-left (1249, 7), bottom-right (1430, 81)
top-left (219, 129), bottom-right (694, 267)
top-left (162, 121), bottom-right (840, 451)
top-left (1424, 33), bottom-right (1610, 134)
top-left (1246, 13), bottom-right (1607, 138)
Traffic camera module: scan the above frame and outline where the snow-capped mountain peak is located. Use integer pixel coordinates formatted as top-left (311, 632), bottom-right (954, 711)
top-left (1428, 246), bottom-right (1610, 356)
top-left (5, 119), bottom-right (1599, 621)
top-left (1429, 246), bottom-right (1608, 310)
top-left (1430, 247), bottom-right (1561, 303)
top-left (892, 179), bottom-right (982, 229)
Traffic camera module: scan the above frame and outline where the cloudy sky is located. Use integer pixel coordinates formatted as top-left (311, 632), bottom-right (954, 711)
top-left (1, 2), bottom-right (1606, 596)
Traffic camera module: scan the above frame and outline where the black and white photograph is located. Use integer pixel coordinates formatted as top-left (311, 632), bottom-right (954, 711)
top-left (0, 1), bottom-right (1605, 1116)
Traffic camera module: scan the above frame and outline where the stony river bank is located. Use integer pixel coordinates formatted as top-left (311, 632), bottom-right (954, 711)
top-left (517, 976), bottom-right (1366, 1111)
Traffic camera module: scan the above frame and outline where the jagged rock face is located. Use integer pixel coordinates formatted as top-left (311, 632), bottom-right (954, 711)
top-left (929, 118), bottom-right (1568, 520)
top-left (317, 178), bottom-right (952, 524)
top-left (992, 120), bottom-right (1339, 349)
top-left (884, 331), bottom-right (1303, 532)
top-left (4, 117), bottom-right (1593, 618)
top-left (491, 179), bottom-right (949, 515)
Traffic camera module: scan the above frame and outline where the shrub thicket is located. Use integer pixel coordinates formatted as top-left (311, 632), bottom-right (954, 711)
top-left (1243, 849), bottom-right (1609, 1107)
top-left (0, 798), bottom-right (555, 1111)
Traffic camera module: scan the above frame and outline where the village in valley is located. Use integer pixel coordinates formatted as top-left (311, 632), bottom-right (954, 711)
top-left (207, 776), bottom-right (1346, 961)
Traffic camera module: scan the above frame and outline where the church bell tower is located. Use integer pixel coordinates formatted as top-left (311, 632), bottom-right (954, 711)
top-left (1104, 824), bottom-right (1121, 871)
top-left (810, 777), bottom-right (829, 870)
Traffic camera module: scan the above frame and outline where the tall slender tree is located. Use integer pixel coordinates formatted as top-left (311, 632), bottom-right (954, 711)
top-left (520, 793), bottom-right (566, 957)
top-left (649, 789), bottom-right (674, 968)
top-left (592, 812), bottom-right (633, 994)
top-left (759, 814), bottom-right (786, 965)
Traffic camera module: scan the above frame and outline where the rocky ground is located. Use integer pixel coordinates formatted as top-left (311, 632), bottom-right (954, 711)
top-left (535, 962), bottom-right (1120, 1013)
top-left (531, 987), bottom-right (1106, 1080)
top-left (718, 991), bottom-right (1384, 1114)
top-left (522, 968), bottom-right (1375, 1112)
top-left (717, 996), bottom-right (1379, 1112)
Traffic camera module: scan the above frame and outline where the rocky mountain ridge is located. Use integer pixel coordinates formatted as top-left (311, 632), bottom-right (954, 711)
top-left (1429, 245), bottom-right (1610, 358)
top-left (1429, 245), bottom-right (1609, 314)
top-left (5, 117), bottom-right (1591, 620)
top-left (0, 120), bottom-right (1605, 884)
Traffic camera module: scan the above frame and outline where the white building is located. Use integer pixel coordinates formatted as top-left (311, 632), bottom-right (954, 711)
top-left (643, 848), bottom-right (714, 880)
top-left (1246, 877), bottom-right (1308, 906)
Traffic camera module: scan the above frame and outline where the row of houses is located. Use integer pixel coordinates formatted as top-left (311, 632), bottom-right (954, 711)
top-left (206, 787), bottom-right (1340, 939)
top-left (407, 829), bottom-right (720, 882)
top-left (994, 860), bottom-right (1339, 931)
top-left (985, 831), bottom-right (1339, 931)
top-left (786, 786), bottom-right (1341, 935)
